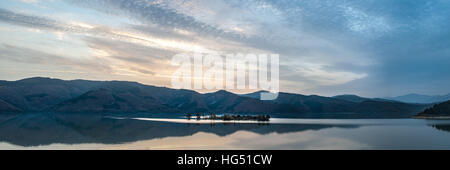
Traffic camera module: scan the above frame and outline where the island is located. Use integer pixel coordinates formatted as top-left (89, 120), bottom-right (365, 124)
top-left (186, 113), bottom-right (271, 121)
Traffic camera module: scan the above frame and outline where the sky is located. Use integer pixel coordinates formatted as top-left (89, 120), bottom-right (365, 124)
top-left (0, 0), bottom-right (450, 98)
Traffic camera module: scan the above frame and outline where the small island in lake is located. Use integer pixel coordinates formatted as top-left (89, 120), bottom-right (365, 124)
top-left (186, 113), bottom-right (271, 121)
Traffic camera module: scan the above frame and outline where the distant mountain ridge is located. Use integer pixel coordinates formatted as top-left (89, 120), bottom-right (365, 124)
top-left (333, 95), bottom-right (394, 103)
top-left (0, 77), bottom-right (431, 117)
top-left (385, 93), bottom-right (450, 104)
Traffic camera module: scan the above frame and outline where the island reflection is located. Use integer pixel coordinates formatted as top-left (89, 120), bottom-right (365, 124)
top-left (0, 113), bottom-right (357, 147)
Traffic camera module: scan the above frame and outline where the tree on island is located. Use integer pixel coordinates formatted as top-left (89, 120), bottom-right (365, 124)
top-left (196, 113), bottom-right (201, 120)
top-left (210, 113), bottom-right (217, 119)
top-left (186, 113), bottom-right (271, 121)
top-left (186, 113), bottom-right (192, 120)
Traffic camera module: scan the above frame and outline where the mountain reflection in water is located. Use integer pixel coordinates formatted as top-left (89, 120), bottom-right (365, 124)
top-left (3, 113), bottom-right (450, 149)
top-left (0, 113), bottom-right (357, 147)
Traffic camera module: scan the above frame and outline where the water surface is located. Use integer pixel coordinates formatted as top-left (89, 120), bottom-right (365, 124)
top-left (1, 113), bottom-right (450, 149)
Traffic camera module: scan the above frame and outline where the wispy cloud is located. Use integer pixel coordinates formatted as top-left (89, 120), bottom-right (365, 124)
top-left (0, 44), bottom-right (110, 72)
top-left (0, 2), bottom-right (376, 95)
top-left (18, 0), bottom-right (38, 4)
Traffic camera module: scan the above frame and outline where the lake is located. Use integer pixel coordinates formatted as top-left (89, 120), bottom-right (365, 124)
top-left (1, 113), bottom-right (450, 150)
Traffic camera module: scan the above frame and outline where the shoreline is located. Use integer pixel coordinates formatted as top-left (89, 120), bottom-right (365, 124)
top-left (412, 115), bottom-right (450, 120)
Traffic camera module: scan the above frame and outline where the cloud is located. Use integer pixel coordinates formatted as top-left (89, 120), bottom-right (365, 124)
top-left (0, 44), bottom-right (110, 72)
top-left (84, 37), bottom-right (176, 75)
top-left (342, 6), bottom-right (391, 37)
top-left (0, 8), bottom-right (61, 30)
top-left (18, 0), bottom-right (38, 4)
top-left (70, 0), bottom-right (227, 37)
top-left (0, 1), bottom-right (372, 92)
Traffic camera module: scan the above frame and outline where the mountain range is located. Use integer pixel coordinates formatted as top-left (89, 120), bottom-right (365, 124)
top-left (0, 77), bottom-right (433, 117)
top-left (333, 95), bottom-right (395, 103)
top-left (385, 93), bottom-right (450, 104)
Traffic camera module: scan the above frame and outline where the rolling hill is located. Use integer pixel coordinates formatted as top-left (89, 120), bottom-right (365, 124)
top-left (418, 100), bottom-right (450, 117)
top-left (0, 77), bottom-right (432, 117)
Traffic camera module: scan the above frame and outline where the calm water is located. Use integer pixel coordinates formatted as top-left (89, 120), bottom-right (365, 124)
top-left (1, 113), bottom-right (450, 149)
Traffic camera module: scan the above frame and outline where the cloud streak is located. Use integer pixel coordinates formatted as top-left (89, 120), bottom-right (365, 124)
top-left (0, 44), bottom-right (110, 72)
